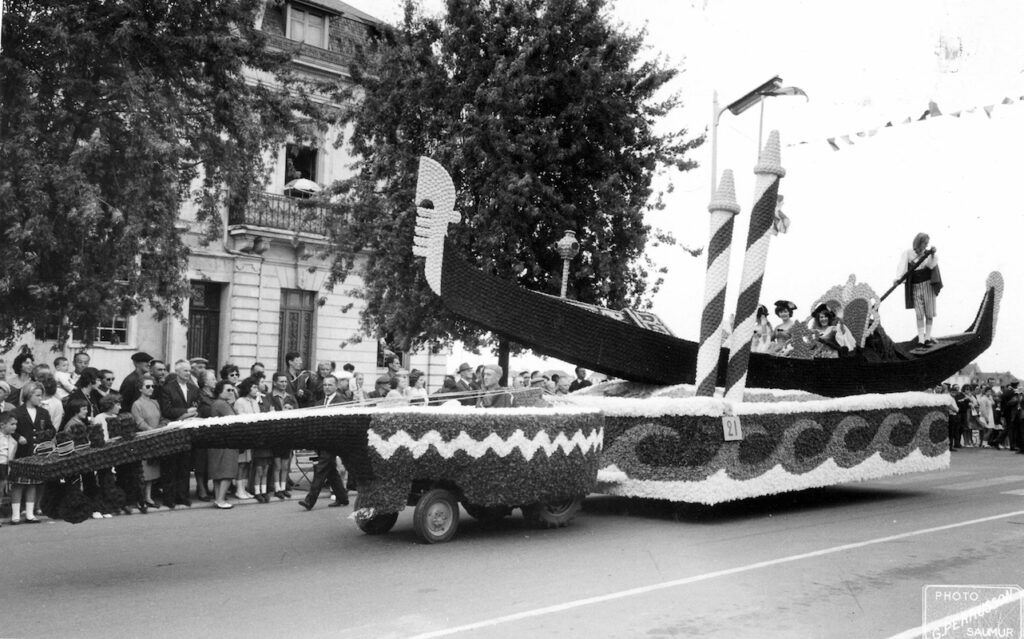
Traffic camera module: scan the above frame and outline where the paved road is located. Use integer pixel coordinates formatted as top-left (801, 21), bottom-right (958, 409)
top-left (4, 448), bottom-right (1023, 638)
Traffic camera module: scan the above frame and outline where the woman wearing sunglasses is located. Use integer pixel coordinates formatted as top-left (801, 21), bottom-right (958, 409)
top-left (130, 374), bottom-right (165, 511)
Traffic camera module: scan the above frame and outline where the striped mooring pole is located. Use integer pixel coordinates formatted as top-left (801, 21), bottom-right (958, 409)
top-left (724, 130), bottom-right (785, 401)
top-left (695, 170), bottom-right (741, 397)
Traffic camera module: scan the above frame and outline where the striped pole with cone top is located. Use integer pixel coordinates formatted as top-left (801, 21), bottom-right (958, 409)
top-left (724, 130), bottom-right (786, 401)
top-left (695, 170), bottom-right (741, 397)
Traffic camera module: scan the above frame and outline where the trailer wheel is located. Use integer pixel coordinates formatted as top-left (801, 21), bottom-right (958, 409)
top-left (462, 502), bottom-right (513, 523)
top-left (522, 495), bottom-right (583, 529)
top-left (413, 489), bottom-right (460, 544)
top-left (355, 511), bottom-right (398, 535)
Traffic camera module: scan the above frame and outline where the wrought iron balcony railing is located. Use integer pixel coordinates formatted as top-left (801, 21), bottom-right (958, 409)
top-left (229, 192), bottom-right (333, 236)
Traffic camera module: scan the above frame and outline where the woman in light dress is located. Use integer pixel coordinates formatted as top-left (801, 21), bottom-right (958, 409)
top-left (131, 374), bottom-right (164, 510)
top-left (231, 376), bottom-right (261, 500)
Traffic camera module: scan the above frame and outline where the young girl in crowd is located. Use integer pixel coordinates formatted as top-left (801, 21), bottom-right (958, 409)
top-left (0, 411), bottom-right (24, 527)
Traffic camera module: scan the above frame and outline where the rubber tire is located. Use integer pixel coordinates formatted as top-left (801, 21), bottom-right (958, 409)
top-left (522, 495), bottom-right (583, 529)
top-left (413, 488), bottom-right (460, 544)
top-left (355, 511), bottom-right (398, 535)
top-left (462, 502), bottom-right (513, 524)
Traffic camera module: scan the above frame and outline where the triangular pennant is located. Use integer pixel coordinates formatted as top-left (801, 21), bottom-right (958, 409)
top-left (884, 121), bottom-right (893, 127)
top-left (928, 100), bottom-right (942, 116)
top-left (918, 110), bottom-right (930, 121)
top-left (984, 105), bottom-right (995, 117)
top-left (827, 138), bottom-right (839, 151)
top-left (1002, 97), bottom-right (1014, 104)
top-left (841, 135), bottom-right (853, 145)
top-left (951, 111), bottom-right (962, 117)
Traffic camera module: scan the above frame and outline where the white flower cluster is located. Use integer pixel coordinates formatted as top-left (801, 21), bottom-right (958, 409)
top-left (368, 427), bottom-right (604, 462)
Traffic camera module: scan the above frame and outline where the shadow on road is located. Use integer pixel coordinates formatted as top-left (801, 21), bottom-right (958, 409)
top-left (582, 485), bottom-right (921, 525)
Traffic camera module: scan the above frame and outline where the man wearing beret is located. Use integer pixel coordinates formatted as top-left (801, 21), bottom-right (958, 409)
top-left (118, 352), bottom-right (153, 412)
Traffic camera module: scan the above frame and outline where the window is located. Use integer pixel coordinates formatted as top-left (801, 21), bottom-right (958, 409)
top-left (285, 143), bottom-right (318, 185)
top-left (34, 319), bottom-right (61, 341)
top-left (95, 316), bottom-right (129, 345)
top-left (288, 5), bottom-right (328, 49)
top-left (376, 335), bottom-right (405, 369)
top-left (279, 289), bottom-right (316, 374)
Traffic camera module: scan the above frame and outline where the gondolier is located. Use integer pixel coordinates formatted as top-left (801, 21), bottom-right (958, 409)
top-left (895, 233), bottom-right (942, 345)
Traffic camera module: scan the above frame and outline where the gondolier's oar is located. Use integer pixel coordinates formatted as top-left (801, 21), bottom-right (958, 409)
top-left (878, 247), bottom-right (936, 303)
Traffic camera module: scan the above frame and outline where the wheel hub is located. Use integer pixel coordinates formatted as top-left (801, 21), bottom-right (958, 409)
top-left (426, 503), bottom-right (452, 534)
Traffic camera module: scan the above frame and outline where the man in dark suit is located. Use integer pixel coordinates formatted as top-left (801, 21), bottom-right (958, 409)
top-left (299, 375), bottom-right (348, 510)
top-left (454, 362), bottom-right (478, 406)
top-left (159, 359), bottom-right (201, 508)
top-left (118, 352), bottom-right (152, 413)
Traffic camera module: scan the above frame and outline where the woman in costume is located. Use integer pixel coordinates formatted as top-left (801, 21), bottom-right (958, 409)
top-left (807, 303), bottom-right (857, 359)
top-left (207, 380), bottom-right (239, 509)
top-left (751, 305), bottom-right (773, 353)
top-left (768, 300), bottom-right (798, 355)
top-left (895, 232), bottom-right (940, 345)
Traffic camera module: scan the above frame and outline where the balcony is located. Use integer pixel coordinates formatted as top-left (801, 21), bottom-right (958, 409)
top-left (263, 32), bottom-right (352, 73)
top-left (229, 192), bottom-right (333, 237)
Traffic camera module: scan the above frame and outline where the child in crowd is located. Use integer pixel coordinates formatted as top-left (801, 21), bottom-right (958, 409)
top-left (53, 357), bottom-right (75, 400)
top-left (0, 411), bottom-right (25, 527)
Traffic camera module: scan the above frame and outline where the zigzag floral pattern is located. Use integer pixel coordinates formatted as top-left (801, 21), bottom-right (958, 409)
top-left (367, 427), bottom-right (604, 462)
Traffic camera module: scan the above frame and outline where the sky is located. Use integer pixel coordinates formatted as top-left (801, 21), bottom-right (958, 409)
top-left (341, 0), bottom-right (1024, 377)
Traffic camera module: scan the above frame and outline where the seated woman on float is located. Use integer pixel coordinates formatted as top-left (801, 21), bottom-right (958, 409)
top-left (766, 300), bottom-right (798, 355)
top-left (807, 303), bottom-right (857, 358)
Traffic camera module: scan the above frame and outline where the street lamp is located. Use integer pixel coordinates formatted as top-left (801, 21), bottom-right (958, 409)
top-left (555, 230), bottom-right (580, 298)
top-left (710, 76), bottom-right (783, 195)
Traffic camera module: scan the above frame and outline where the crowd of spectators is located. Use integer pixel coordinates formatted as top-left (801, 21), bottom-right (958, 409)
top-left (940, 379), bottom-right (1024, 453)
top-left (0, 348), bottom-right (597, 524)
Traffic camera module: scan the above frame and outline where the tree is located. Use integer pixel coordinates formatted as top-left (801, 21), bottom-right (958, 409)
top-left (0, 0), bottom-right (322, 348)
top-left (327, 0), bottom-right (702, 360)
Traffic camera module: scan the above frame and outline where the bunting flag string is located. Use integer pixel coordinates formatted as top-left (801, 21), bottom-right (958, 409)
top-left (789, 94), bottom-right (1024, 151)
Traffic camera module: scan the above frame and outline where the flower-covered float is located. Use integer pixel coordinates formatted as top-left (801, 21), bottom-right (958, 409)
top-left (559, 385), bottom-right (951, 504)
top-left (179, 402), bottom-right (604, 543)
top-left (413, 131), bottom-right (1001, 504)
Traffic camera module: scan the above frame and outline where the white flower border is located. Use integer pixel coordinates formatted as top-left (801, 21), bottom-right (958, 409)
top-left (368, 427), bottom-right (604, 461)
top-left (596, 449), bottom-right (950, 505)
top-left (558, 390), bottom-right (954, 418)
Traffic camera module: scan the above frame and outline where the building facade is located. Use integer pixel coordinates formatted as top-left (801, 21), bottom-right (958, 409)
top-left (3, 1), bottom-right (450, 387)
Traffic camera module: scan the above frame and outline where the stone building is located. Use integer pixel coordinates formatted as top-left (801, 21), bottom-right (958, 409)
top-left (3, 1), bottom-right (450, 387)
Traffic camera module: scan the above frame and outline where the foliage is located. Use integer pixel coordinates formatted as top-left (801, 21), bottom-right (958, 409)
top-left (0, 0), bottom-right (324, 348)
top-left (326, 0), bottom-right (703, 352)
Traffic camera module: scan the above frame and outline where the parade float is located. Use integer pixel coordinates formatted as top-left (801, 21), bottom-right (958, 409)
top-left (412, 131), bottom-right (1002, 504)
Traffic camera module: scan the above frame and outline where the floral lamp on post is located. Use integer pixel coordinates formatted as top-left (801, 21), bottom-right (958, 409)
top-left (556, 230), bottom-right (580, 299)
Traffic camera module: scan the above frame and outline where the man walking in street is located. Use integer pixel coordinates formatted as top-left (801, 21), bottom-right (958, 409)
top-left (299, 376), bottom-right (348, 510)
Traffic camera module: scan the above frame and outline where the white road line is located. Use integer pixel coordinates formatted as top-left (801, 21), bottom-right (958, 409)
top-left (885, 588), bottom-right (1024, 639)
top-left (939, 475), bottom-right (1024, 490)
top-left (407, 509), bottom-right (1024, 639)
top-left (1001, 488), bottom-right (1024, 496)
